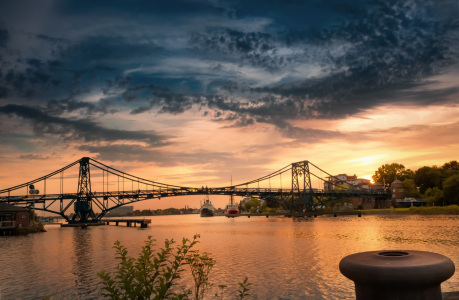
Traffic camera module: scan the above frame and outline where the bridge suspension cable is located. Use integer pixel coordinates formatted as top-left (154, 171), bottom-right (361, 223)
top-left (89, 158), bottom-right (189, 190)
top-left (220, 164), bottom-right (292, 188)
top-left (0, 159), bottom-right (80, 194)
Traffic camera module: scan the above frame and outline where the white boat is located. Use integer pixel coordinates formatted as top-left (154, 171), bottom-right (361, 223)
top-left (200, 195), bottom-right (215, 217)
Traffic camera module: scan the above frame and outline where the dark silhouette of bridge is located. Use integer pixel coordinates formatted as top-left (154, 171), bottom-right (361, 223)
top-left (0, 157), bottom-right (391, 224)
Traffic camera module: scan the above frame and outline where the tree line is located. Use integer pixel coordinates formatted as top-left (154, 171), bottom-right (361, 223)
top-left (372, 160), bottom-right (459, 205)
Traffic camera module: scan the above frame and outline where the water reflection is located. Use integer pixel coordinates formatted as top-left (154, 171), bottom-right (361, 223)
top-left (71, 227), bottom-right (97, 299)
top-left (0, 215), bottom-right (458, 299)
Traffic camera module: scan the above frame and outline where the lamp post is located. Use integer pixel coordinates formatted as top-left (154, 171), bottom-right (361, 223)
top-left (29, 185), bottom-right (39, 223)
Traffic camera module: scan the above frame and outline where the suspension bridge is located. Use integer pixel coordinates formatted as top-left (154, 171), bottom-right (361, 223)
top-left (0, 157), bottom-right (391, 224)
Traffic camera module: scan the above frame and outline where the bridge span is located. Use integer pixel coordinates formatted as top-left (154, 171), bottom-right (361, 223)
top-left (0, 157), bottom-right (391, 224)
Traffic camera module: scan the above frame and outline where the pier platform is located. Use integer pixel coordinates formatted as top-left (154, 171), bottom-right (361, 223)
top-left (61, 222), bottom-right (105, 227)
top-left (103, 218), bottom-right (151, 228)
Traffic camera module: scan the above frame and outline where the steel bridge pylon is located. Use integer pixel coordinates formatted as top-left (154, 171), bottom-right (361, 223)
top-left (291, 161), bottom-right (316, 212)
top-left (71, 157), bottom-right (97, 223)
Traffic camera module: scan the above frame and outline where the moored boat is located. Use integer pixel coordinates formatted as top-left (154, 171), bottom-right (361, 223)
top-left (225, 193), bottom-right (239, 218)
top-left (200, 195), bottom-right (215, 217)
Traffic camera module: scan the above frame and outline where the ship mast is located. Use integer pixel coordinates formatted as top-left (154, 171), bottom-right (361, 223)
top-left (230, 175), bottom-right (234, 205)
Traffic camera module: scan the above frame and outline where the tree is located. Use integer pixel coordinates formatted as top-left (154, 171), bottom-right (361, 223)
top-left (424, 187), bottom-right (444, 206)
top-left (441, 160), bottom-right (459, 171)
top-left (442, 174), bottom-right (459, 205)
top-left (402, 179), bottom-right (421, 198)
top-left (243, 198), bottom-right (261, 212)
top-left (414, 166), bottom-right (442, 194)
top-left (372, 163), bottom-right (410, 188)
top-left (441, 161), bottom-right (459, 182)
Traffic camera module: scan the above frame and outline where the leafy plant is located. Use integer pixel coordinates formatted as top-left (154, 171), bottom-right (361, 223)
top-left (187, 251), bottom-right (215, 300)
top-left (98, 235), bottom-right (251, 300)
top-left (215, 284), bottom-right (228, 300)
top-left (98, 235), bottom-right (198, 299)
top-left (237, 277), bottom-right (252, 300)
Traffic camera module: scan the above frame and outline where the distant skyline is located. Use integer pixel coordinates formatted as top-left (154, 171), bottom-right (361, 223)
top-left (1, 0), bottom-right (458, 194)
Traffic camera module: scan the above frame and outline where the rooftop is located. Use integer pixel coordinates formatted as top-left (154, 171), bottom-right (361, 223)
top-left (0, 202), bottom-right (29, 212)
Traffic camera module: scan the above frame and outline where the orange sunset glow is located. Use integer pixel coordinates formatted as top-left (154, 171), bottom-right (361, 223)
top-left (0, 0), bottom-right (458, 211)
top-left (1, 2), bottom-right (459, 300)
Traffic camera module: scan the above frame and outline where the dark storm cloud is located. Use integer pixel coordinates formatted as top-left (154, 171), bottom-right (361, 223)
top-left (0, 60), bottom-right (60, 99)
top-left (78, 144), bottom-right (232, 166)
top-left (0, 23), bottom-right (8, 48)
top-left (0, 31), bottom-right (161, 114)
top-left (0, 0), bottom-right (458, 137)
top-left (200, 0), bottom-right (459, 121)
top-left (61, 36), bottom-right (162, 65)
top-left (56, 0), bottom-right (228, 18)
top-left (0, 104), bottom-right (168, 146)
top-left (190, 29), bottom-right (290, 71)
top-left (18, 154), bottom-right (52, 160)
top-left (125, 84), bottom-right (204, 115)
top-left (45, 98), bottom-right (118, 116)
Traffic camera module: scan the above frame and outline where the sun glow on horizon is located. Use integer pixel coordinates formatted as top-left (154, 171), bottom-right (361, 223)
top-left (361, 175), bottom-right (375, 184)
top-left (343, 155), bottom-right (387, 166)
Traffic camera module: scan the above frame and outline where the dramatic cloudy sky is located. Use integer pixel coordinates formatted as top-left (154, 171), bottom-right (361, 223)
top-left (1, 0), bottom-right (458, 195)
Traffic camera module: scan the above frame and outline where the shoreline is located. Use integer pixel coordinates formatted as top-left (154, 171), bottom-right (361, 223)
top-left (361, 205), bottom-right (459, 215)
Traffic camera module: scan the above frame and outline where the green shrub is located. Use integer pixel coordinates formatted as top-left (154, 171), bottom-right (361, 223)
top-left (98, 235), bottom-right (251, 300)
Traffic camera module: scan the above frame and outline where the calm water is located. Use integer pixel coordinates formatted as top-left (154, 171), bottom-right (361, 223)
top-left (0, 214), bottom-right (458, 299)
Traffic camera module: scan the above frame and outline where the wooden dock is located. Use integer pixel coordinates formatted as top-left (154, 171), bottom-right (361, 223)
top-left (61, 222), bottom-right (105, 227)
top-left (60, 218), bottom-right (151, 228)
top-left (104, 218), bottom-right (151, 228)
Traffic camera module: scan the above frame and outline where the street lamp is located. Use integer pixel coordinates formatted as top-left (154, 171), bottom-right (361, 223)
top-left (29, 185), bottom-right (39, 223)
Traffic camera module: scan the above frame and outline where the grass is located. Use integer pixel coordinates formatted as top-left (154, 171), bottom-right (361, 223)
top-left (363, 205), bottom-right (459, 215)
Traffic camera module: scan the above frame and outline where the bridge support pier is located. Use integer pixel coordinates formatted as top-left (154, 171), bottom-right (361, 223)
top-left (291, 161), bottom-right (315, 213)
top-left (70, 157), bottom-right (98, 224)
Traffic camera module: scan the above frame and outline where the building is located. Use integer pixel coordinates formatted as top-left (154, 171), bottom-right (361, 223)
top-left (324, 174), bottom-right (371, 191)
top-left (0, 203), bottom-right (30, 229)
top-left (106, 205), bottom-right (134, 216)
top-left (390, 180), bottom-right (405, 200)
top-left (371, 182), bottom-right (384, 191)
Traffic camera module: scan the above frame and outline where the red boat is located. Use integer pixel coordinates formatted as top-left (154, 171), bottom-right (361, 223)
top-left (225, 194), bottom-right (239, 217)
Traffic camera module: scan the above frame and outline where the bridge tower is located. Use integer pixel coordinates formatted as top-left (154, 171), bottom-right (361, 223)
top-left (71, 157), bottom-right (97, 223)
top-left (291, 161), bottom-right (316, 212)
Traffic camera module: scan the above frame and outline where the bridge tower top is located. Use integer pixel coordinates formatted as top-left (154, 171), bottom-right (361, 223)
top-left (73, 157), bottom-right (96, 223)
top-left (77, 158), bottom-right (91, 196)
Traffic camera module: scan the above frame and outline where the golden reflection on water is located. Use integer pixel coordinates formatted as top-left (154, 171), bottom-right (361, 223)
top-left (0, 215), bottom-right (458, 299)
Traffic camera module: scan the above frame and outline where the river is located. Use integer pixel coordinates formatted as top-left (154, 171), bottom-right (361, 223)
top-left (0, 214), bottom-right (458, 299)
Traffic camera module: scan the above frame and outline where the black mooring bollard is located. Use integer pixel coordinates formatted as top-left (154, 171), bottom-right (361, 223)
top-left (339, 250), bottom-right (455, 300)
